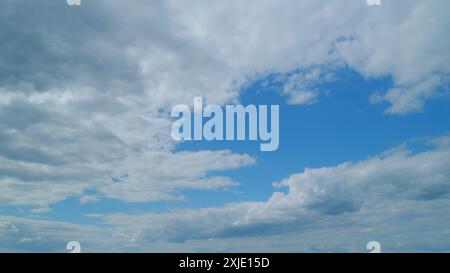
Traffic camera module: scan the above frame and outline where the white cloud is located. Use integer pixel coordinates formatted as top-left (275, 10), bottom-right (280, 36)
top-left (97, 150), bottom-right (256, 203)
top-left (1, 137), bottom-right (449, 252)
top-left (2, 1), bottom-right (448, 110)
top-left (280, 68), bottom-right (334, 105)
top-left (0, 77), bottom-right (255, 207)
top-left (86, 137), bottom-right (450, 249)
top-left (79, 195), bottom-right (99, 204)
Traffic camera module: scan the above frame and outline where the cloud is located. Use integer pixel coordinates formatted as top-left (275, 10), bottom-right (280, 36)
top-left (335, 0), bottom-right (450, 113)
top-left (79, 195), bottom-right (99, 204)
top-left (97, 150), bottom-right (256, 203)
top-left (280, 68), bottom-right (335, 105)
top-left (1, 1), bottom-right (449, 110)
top-left (0, 0), bottom-right (449, 251)
top-left (0, 215), bottom-right (117, 252)
top-left (2, 137), bottom-right (449, 252)
top-left (84, 137), bottom-right (450, 250)
top-left (0, 82), bottom-right (255, 207)
top-left (1, 0), bottom-right (265, 208)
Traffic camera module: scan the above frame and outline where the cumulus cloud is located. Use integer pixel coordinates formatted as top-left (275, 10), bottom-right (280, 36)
top-left (0, 0), bottom-right (264, 208)
top-left (1, 0), bottom-right (449, 109)
top-left (2, 137), bottom-right (449, 252)
top-left (0, 85), bottom-right (255, 206)
top-left (84, 137), bottom-right (450, 249)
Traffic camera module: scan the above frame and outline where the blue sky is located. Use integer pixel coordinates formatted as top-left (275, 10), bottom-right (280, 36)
top-left (0, 0), bottom-right (450, 252)
top-left (180, 69), bottom-right (450, 204)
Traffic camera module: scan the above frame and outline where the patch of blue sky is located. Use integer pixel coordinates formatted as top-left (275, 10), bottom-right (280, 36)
top-left (177, 68), bottom-right (450, 206)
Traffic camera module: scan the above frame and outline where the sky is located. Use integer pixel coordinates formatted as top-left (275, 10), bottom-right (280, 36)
top-left (0, 0), bottom-right (449, 252)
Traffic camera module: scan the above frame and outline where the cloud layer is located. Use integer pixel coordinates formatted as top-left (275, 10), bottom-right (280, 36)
top-left (0, 0), bottom-right (449, 251)
top-left (2, 138), bottom-right (450, 252)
